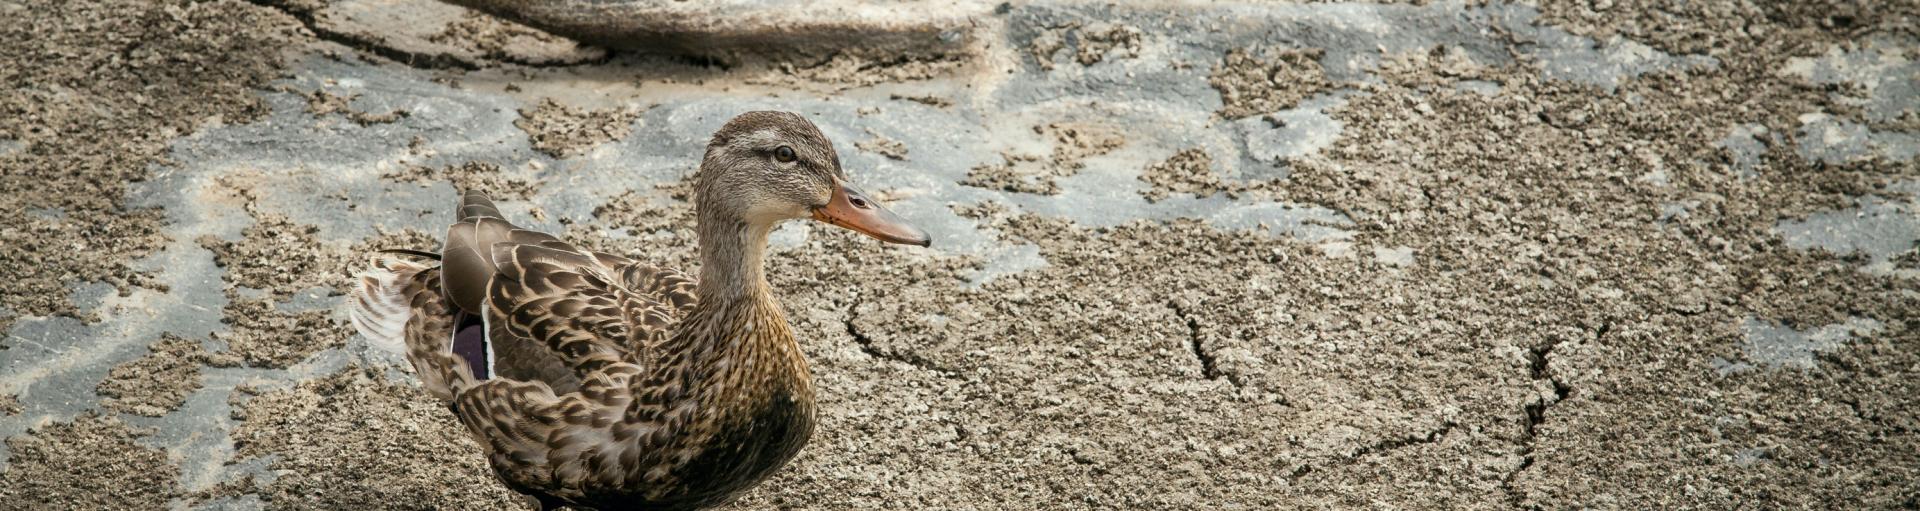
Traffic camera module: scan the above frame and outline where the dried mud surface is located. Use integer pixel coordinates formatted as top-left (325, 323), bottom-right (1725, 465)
top-left (226, 368), bottom-right (527, 510)
top-left (961, 122), bottom-right (1126, 194)
top-left (515, 98), bottom-right (642, 159)
top-left (1210, 47), bottom-right (1334, 119)
top-left (1137, 148), bottom-right (1281, 203)
top-left (98, 334), bottom-right (238, 417)
top-left (0, 0), bottom-right (291, 334)
top-left (0, 413), bottom-right (180, 507)
top-left (2, 1), bottom-right (1917, 510)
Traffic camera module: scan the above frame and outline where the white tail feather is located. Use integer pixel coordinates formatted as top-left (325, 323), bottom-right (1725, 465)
top-left (350, 257), bottom-right (425, 354)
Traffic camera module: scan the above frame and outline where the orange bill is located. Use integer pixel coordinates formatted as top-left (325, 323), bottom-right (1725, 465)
top-left (811, 179), bottom-right (931, 247)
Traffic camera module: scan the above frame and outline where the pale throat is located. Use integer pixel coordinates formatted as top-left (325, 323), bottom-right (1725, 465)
top-left (694, 208), bottom-right (781, 304)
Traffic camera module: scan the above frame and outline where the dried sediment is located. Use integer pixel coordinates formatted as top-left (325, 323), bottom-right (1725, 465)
top-left (1137, 148), bottom-right (1282, 202)
top-left (0, 413), bottom-right (181, 507)
top-left (0, 0), bottom-right (293, 333)
top-left (1209, 47), bottom-right (1334, 119)
top-left (1031, 21), bottom-right (1143, 70)
top-left (961, 122), bottom-right (1125, 194)
top-left (296, 87), bottom-right (409, 126)
top-left (98, 333), bottom-right (240, 417)
top-left (229, 368), bottom-right (528, 510)
top-left (857, 135), bottom-right (911, 160)
top-left (382, 161), bottom-right (540, 200)
top-left (515, 98), bottom-right (639, 159)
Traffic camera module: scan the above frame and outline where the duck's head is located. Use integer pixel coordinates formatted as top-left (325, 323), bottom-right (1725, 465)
top-left (699, 111), bottom-right (930, 247)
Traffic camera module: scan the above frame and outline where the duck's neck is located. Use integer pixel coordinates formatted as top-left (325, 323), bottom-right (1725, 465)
top-left (695, 210), bottom-right (776, 305)
top-left (635, 206), bottom-right (816, 485)
top-left (680, 206), bottom-right (812, 399)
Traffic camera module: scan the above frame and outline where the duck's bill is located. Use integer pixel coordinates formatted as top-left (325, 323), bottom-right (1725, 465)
top-left (811, 180), bottom-right (932, 247)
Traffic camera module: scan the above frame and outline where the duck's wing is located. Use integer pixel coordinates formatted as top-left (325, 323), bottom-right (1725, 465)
top-left (485, 243), bottom-right (677, 379)
top-left (440, 191), bottom-right (697, 392)
top-left (436, 193), bottom-right (705, 501)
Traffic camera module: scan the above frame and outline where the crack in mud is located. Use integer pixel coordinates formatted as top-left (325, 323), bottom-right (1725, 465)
top-left (1355, 421), bottom-right (1459, 460)
top-left (1503, 323), bottom-right (1596, 509)
top-left (1168, 301), bottom-right (1240, 387)
top-left (843, 303), bottom-right (961, 379)
top-left (1287, 421), bottom-right (1459, 482)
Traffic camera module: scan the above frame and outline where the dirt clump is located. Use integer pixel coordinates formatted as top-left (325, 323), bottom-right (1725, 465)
top-left (382, 161), bottom-right (541, 200)
top-left (0, 394), bottom-right (18, 416)
top-left (1210, 47), bottom-right (1333, 119)
top-left (295, 87), bottom-right (409, 125)
top-left (1137, 148), bottom-right (1280, 202)
top-left (757, 53), bottom-right (966, 88)
top-left (0, 413), bottom-right (181, 507)
top-left (1031, 22), bottom-right (1144, 70)
top-left (430, 12), bottom-right (606, 66)
top-left (98, 333), bottom-right (240, 417)
top-left (961, 122), bottom-right (1125, 194)
top-left (1029, 24), bottom-right (1073, 70)
top-left (856, 134), bottom-right (911, 160)
top-left (890, 93), bottom-right (953, 108)
top-left (199, 213), bottom-right (352, 299)
top-left (229, 367), bottom-right (529, 510)
top-left (215, 294), bottom-right (350, 369)
top-left (515, 98), bottom-right (640, 159)
top-left (1073, 23), bottom-right (1143, 65)
top-left (1893, 246), bottom-right (1920, 270)
top-left (962, 152), bottom-right (1056, 194)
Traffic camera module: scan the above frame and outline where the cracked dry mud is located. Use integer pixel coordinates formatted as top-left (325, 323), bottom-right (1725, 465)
top-left (1, 0), bottom-right (1917, 510)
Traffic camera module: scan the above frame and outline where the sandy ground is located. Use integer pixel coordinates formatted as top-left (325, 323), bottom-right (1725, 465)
top-left (1, 0), bottom-right (1917, 509)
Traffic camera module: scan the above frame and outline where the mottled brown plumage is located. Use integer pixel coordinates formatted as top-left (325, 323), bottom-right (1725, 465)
top-left (350, 111), bottom-right (930, 510)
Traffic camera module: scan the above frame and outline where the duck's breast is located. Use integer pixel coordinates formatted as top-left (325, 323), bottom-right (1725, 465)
top-left (679, 387), bottom-right (817, 506)
top-left (582, 388), bottom-right (816, 510)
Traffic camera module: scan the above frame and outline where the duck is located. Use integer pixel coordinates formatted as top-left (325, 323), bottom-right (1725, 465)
top-left (349, 111), bottom-right (930, 510)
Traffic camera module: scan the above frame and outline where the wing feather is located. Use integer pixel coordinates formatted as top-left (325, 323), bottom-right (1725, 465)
top-left (426, 191), bottom-right (707, 499)
top-left (456, 211), bottom-right (698, 387)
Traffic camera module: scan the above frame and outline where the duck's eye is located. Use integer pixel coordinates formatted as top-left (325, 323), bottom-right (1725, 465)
top-left (773, 146), bottom-right (797, 163)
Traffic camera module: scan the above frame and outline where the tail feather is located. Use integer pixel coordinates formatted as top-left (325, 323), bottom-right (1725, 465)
top-left (457, 190), bottom-right (502, 222)
top-left (350, 257), bottom-right (429, 354)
